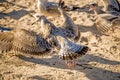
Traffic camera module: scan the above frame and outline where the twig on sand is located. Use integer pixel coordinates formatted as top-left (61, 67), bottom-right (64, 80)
top-left (76, 63), bottom-right (93, 69)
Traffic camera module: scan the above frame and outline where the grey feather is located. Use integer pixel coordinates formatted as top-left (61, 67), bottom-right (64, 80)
top-left (0, 29), bottom-right (51, 55)
top-left (57, 36), bottom-right (89, 60)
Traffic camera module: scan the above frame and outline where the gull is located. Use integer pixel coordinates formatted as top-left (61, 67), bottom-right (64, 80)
top-left (89, 3), bottom-right (120, 34)
top-left (34, 14), bottom-right (89, 68)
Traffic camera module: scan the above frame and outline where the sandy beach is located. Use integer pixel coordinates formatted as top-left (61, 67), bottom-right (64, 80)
top-left (0, 0), bottom-right (120, 80)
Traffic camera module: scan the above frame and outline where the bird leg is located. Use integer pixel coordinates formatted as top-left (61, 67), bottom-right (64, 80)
top-left (65, 60), bottom-right (76, 69)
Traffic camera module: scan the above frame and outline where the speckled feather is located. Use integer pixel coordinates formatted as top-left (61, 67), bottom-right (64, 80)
top-left (0, 29), bottom-right (51, 55)
top-left (57, 36), bottom-right (89, 60)
top-left (40, 16), bottom-right (77, 40)
top-left (39, 15), bottom-right (89, 60)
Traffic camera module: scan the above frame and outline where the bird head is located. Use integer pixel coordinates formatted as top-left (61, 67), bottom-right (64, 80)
top-left (89, 3), bottom-right (99, 11)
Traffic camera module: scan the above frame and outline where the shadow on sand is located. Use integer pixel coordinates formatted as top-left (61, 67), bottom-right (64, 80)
top-left (0, 26), bottom-right (12, 32)
top-left (30, 75), bottom-right (48, 80)
top-left (19, 53), bottom-right (120, 80)
top-left (0, 9), bottom-right (34, 19)
top-left (0, 0), bottom-right (27, 8)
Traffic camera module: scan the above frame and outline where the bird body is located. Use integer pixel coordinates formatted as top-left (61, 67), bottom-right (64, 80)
top-left (58, 8), bottom-right (80, 41)
top-left (39, 15), bottom-right (78, 41)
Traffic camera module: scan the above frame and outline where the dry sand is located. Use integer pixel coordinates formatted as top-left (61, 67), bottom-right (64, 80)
top-left (0, 0), bottom-right (120, 80)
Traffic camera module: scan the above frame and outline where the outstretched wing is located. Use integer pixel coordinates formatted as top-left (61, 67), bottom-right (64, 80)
top-left (12, 29), bottom-right (51, 55)
top-left (57, 36), bottom-right (89, 60)
top-left (59, 46), bottom-right (88, 60)
top-left (96, 14), bottom-right (118, 34)
top-left (0, 32), bottom-right (14, 53)
top-left (58, 8), bottom-right (80, 41)
top-left (59, 42), bottom-right (89, 60)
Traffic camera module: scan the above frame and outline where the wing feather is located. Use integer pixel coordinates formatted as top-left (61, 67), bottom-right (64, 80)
top-left (58, 36), bottom-right (88, 60)
top-left (0, 32), bottom-right (14, 53)
top-left (96, 14), bottom-right (115, 34)
top-left (12, 29), bottom-right (51, 55)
